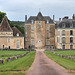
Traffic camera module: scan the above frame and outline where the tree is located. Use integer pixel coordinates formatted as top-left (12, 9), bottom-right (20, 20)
top-left (0, 11), bottom-right (6, 23)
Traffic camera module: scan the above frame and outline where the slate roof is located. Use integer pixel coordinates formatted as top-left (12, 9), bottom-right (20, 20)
top-left (0, 16), bottom-right (12, 31)
top-left (26, 12), bottom-right (54, 24)
top-left (12, 27), bottom-right (23, 37)
top-left (55, 19), bottom-right (75, 28)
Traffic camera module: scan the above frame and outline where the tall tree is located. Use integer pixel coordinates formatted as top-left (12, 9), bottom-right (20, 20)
top-left (0, 11), bottom-right (6, 23)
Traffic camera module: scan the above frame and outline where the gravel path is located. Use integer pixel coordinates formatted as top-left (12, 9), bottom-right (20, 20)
top-left (27, 51), bottom-right (69, 75)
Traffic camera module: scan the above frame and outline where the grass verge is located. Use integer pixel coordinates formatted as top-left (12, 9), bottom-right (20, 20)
top-left (44, 51), bottom-right (75, 70)
top-left (54, 50), bottom-right (75, 57)
top-left (0, 51), bottom-right (36, 75)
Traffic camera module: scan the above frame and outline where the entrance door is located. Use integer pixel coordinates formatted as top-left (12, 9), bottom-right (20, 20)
top-left (9, 46), bottom-right (10, 49)
top-left (62, 45), bottom-right (65, 50)
top-left (2, 45), bottom-right (4, 49)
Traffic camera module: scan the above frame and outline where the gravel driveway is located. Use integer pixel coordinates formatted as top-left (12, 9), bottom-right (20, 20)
top-left (27, 51), bottom-right (69, 75)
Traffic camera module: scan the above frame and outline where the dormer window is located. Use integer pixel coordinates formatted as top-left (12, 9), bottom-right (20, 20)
top-left (47, 20), bottom-right (49, 24)
top-left (17, 33), bottom-right (19, 36)
top-left (70, 23), bottom-right (73, 28)
top-left (31, 20), bottom-right (34, 24)
top-left (62, 23), bottom-right (65, 28)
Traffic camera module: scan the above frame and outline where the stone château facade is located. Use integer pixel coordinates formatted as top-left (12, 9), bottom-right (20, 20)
top-left (55, 15), bottom-right (75, 49)
top-left (0, 16), bottom-right (24, 49)
top-left (25, 12), bottom-right (55, 49)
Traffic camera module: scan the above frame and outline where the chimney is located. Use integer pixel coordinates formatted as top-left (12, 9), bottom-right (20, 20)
top-left (72, 14), bottom-right (75, 19)
top-left (25, 15), bottom-right (27, 23)
top-left (53, 15), bottom-right (55, 21)
top-left (59, 18), bottom-right (61, 21)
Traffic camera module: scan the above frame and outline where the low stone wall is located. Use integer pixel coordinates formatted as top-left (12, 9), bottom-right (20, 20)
top-left (0, 59), bottom-right (3, 64)
top-left (51, 51), bottom-right (75, 60)
top-left (0, 51), bottom-right (30, 64)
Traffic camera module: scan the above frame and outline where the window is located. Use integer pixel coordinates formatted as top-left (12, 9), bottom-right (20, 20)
top-left (47, 20), bottom-right (49, 24)
top-left (70, 45), bottom-right (73, 49)
top-left (70, 24), bottom-right (73, 28)
top-left (31, 20), bottom-right (34, 24)
top-left (62, 23), bottom-right (65, 28)
top-left (17, 33), bottom-right (19, 36)
top-left (46, 26), bottom-right (49, 30)
top-left (8, 38), bottom-right (10, 43)
top-left (46, 40), bottom-right (50, 45)
top-left (62, 37), bottom-right (65, 43)
top-left (70, 37), bottom-right (73, 43)
top-left (70, 30), bottom-right (73, 35)
top-left (31, 25), bottom-right (34, 31)
top-left (31, 40), bottom-right (34, 45)
top-left (46, 33), bottom-right (49, 39)
top-left (31, 34), bottom-right (34, 37)
top-left (16, 40), bottom-right (20, 49)
top-left (62, 30), bottom-right (65, 36)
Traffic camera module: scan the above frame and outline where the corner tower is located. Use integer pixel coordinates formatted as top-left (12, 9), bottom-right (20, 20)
top-left (25, 12), bottom-right (55, 50)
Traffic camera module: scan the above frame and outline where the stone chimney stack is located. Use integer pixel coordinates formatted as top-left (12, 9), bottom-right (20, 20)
top-left (53, 15), bottom-right (55, 21)
top-left (59, 18), bottom-right (61, 22)
top-left (72, 14), bottom-right (75, 19)
top-left (25, 15), bottom-right (27, 23)
top-left (24, 15), bottom-right (27, 49)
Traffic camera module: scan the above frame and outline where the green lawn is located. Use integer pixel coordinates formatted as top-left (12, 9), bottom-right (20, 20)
top-left (0, 51), bottom-right (27, 56)
top-left (0, 51), bottom-right (27, 60)
top-left (0, 51), bottom-right (36, 75)
top-left (0, 72), bottom-right (25, 75)
top-left (54, 50), bottom-right (75, 57)
top-left (45, 51), bottom-right (75, 70)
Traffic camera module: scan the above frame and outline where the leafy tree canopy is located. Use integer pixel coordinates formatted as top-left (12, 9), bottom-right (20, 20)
top-left (0, 11), bottom-right (24, 35)
top-left (0, 11), bottom-right (6, 23)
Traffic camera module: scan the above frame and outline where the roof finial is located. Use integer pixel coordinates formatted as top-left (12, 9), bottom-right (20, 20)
top-left (39, 8), bottom-right (41, 12)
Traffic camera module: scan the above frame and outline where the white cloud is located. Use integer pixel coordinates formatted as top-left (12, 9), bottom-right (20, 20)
top-left (0, 0), bottom-right (75, 21)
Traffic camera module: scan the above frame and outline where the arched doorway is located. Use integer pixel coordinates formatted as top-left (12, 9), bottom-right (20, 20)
top-left (2, 45), bottom-right (4, 49)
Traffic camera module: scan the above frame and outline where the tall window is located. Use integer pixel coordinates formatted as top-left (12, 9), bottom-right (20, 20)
top-left (62, 30), bottom-right (65, 36)
top-left (31, 20), bottom-right (34, 24)
top-left (70, 30), bottom-right (73, 35)
top-left (16, 40), bottom-right (20, 49)
top-left (62, 37), bottom-right (65, 43)
top-left (31, 34), bottom-right (34, 37)
top-left (31, 40), bottom-right (34, 45)
top-left (62, 23), bottom-right (65, 28)
top-left (8, 38), bottom-right (10, 43)
top-left (70, 24), bottom-right (73, 28)
top-left (47, 20), bottom-right (49, 24)
top-left (46, 40), bottom-right (50, 45)
top-left (46, 33), bottom-right (49, 39)
top-left (70, 45), bottom-right (73, 49)
top-left (70, 37), bottom-right (73, 43)
top-left (31, 25), bottom-right (34, 31)
top-left (46, 26), bottom-right (49, 30)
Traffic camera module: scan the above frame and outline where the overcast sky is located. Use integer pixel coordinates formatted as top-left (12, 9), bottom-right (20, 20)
top-left (0, 0), bottom-right (75, 21)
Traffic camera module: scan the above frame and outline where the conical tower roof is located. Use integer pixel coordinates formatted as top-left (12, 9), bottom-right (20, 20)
top-left (0, 16), bottom-right (12, 31)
